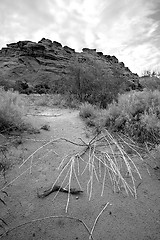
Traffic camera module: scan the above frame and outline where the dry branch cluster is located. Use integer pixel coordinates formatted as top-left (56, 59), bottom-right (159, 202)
top-left (0, 130), bottom-right (143, 238)
top-left (52, 129), bottom-right (142, 213)
top-left (1, 130), bottom-right (142, 210)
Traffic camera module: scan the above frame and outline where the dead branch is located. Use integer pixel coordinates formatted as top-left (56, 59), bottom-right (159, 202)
top-left (37, 184), bottom-right (83, 198)
top-left (89, 202), bottom-right (110, 239)
top-left (0, 215), bottom-right (94, 240)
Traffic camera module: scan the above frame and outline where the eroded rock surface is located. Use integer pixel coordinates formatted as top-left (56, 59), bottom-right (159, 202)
top-left (0, 38), bottom-right (141, 101)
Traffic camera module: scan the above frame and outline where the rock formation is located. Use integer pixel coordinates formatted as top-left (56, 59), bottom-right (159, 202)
top-left (0, 38), bottom-right (141, 105)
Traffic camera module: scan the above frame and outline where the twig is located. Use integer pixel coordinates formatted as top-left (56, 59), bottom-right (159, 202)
top-left (73, 159), bottom-right (83, 190)
top-left (19, 138), bottom-right (60, 168)
top-left (78, 137), bottom-right (88, 146)
top-left (65, 158), bottom-right (74, 212)
top-left (118, 134), bottom-right (144, 161)
top-left (101, 164), bottom-right (106, 197)
top-left (61, 138), bottom-right (86, 147)
top-left (88, 133), bottom-right (99, 146)
top-left (0, 149), bottom-right (53, 191)
top-left (89, 202), bottom-right (110, 239)
top-left (0, 167), bottom-right (30, 191)
top-left (0, 215), bottom-right (94, 240)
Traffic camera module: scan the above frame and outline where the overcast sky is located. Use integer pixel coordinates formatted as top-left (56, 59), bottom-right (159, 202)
top-left (0, 0), bottom-right (160, 75)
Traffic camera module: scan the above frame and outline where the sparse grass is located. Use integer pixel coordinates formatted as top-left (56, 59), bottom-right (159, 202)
top-left (0, 87), bottom-right (26, 133)
top-left (79, 102), bottom-right (102, 131)
top-left (79, 102), bottom-right (97, 119)
top-left (79, 90), bottom-right (160, 145)
top-left (79, 103), bottom-right (107, 134)
top-left (0, 88), bottom-right (38, 180)
top-left (104, 90), bottom-right (160, 144)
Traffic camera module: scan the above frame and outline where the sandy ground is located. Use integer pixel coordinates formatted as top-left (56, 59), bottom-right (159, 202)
top-left (0, 103), bottom-right (160, 240)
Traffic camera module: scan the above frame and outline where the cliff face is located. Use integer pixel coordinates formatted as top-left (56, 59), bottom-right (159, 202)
top-left (0, 38), bottom-right (141, 105)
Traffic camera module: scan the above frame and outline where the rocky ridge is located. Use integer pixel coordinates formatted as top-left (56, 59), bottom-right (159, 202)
top-left (0, 38), bottom-right (141, 104)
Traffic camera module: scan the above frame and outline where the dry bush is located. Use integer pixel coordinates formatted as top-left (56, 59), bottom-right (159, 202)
top-left (140, 76), bottom-right (160, 91)
top-left (0, 87), bottom-right (26, 132)
top-left (104, 89), bottom-right (160, 144)
top-left (79, 103), bottom-right (97, 119)
top-left (0, 88), bottom-right (36, 174)
top-left (1, 132), bottom-right (142, 214)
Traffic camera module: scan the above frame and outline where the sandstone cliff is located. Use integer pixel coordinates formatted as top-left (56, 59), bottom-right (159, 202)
top-left (0, 38), bottom-right (141, 106)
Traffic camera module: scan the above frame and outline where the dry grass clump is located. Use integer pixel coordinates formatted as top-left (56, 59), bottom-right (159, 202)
top-left (104, 90), bottom-right (160, 144)
top-left (0, 87), bottom-right (26, 133)
top-left (0, 130), bottom-right (143, 238)
top-left (2, 132), bottom-right (142, 214)
top-left (79, 102), bottom-right (97, 119)
top-left (53, 131), bottom-right (142, 213)
top-left (79, 102), bottom-right (101, 128)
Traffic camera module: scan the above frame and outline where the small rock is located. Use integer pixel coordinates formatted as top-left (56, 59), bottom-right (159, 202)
top-left (41, 124), bottom-right (50, 131)
top-left (154, 166), bottom-right (159, 170)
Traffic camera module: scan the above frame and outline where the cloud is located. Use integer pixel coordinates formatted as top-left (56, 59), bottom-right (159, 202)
top-left (0, 0), bottom-right (160, 74)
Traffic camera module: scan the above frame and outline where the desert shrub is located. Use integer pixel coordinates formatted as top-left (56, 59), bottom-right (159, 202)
top-left (63, 94), bottom-right (80, 108)
top-left (0, 87), bottom-right (26, 132)
top-left (139, 76), bottom-right (160, 91)
top-left (34, 83), bottom-right (50, 94)
top-left (15, 80), bottom-right (29, 93)
top-left (79, 102), bottom-right (97, 119)
top-left (69, 59), bottom-right (139, 107)
top-left (104, 89), bottom-right (160, 144)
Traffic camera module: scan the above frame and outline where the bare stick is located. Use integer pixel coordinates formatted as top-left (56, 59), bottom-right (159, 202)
top-left (93, 166), bottom-right (99, 183)
top-left (76, 156), bottom-right (80, 175)
top-left (118, 134), bottom-right (144, 161)
top-left (101, 165), bottom-right (106, 197)
top-left (60, 138), bottom-right (86, 147)
top-left (104, 130), bottom-right (138, 197)
top-left (87, 178), bottom-right (91, 195)
top-left (98, 156), bottom-right (102, 177)
top-left (57, 154), bottom-right (70, 170)
top-left (89, 144), bottom-right (96, 201)
top-left (0, 167), bottom-right (30, 191)
top-left (78, 137), bottom-right (88, 146)
top-left (52, 168), bottom-right (71, 203)
top-left (73, 160), bottom-right (83, 190)
top-left (89, 157), bottom-right (94, 201)
top-left (65, 158), bottom-right (73, 212)
top-left (0, 215), bottom-right (94, 240)
top-left (19, 138), bottom-right (59, 168)
top-left (88, 132), bottom-right (99, 145)
top-left (89, 202), bottom-right (110, 239)
top-left (29, 155), bottom-right (33, 174)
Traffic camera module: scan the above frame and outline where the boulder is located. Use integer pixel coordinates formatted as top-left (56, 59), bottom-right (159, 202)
top-left (52, 41), bottom-right (62, 48)
top-left (82, 48), bottom-right (96, 53)
top-left (104, 55), bottom-right (118, 63)
top-left (63, 46), bottom-right (75, 54)
top-left (97, 52), bottom-right (103, 56)
top-left (38, 38), bottom-right (52, 47)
